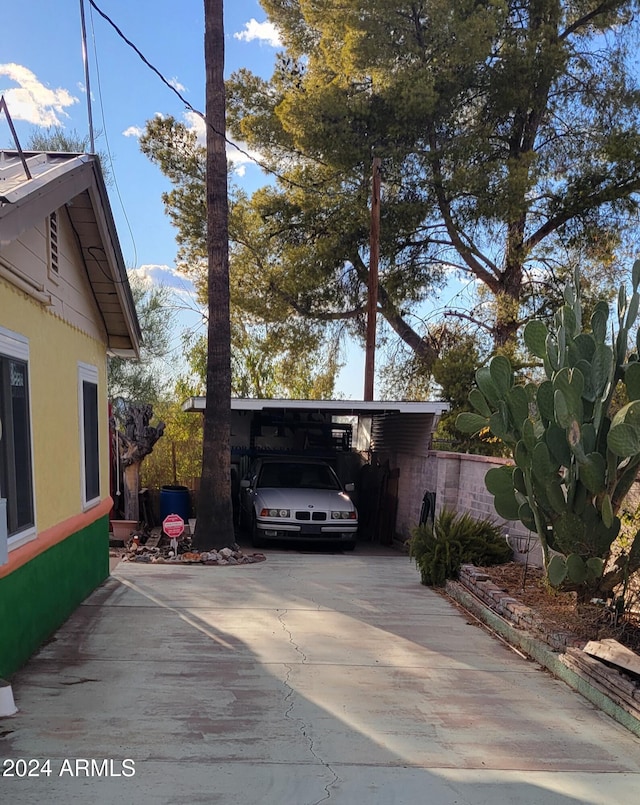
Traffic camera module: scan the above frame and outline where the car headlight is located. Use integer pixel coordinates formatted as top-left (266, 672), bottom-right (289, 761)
top-left (260, 508), bottom-right (290, 518)
top-left (331, 511), bottom-right (356, 520)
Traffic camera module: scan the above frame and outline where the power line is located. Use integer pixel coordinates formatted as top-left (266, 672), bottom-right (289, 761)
top-left (86, 0), bottom-right (341, 195)
top-left (88, 0), bottom-right (138, 268)
top-left (87, 0), bottom-right (201, 119)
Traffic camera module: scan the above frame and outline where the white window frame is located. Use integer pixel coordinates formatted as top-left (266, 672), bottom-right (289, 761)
top-left (0, 326), bottom-right (36, 551)
top-left (78, 362), bottom-right (101, 510)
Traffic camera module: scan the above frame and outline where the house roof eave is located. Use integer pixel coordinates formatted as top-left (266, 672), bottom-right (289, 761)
top-left (0, 151), bottom-right (141, 357)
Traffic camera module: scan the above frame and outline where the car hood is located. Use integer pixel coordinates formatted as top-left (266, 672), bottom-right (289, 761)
top-left (256, 488), bottom-right (355, 512)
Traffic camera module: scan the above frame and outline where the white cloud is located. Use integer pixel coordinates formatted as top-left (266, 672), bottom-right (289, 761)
top-left (169, 77), bottom-right (186, 93)
top-left (130, 263), bottom-right (203, 308)
top-left (76, 83), bottom-right (96, 102)
top-left (227, 137), bottom-right (262, 176)
top-left (0, 63), bottom-right (78, 126)
top-left (234, 19), bottom-right (281, 47)
top-left (122, 125), bottom-right (144, 138)
top-left (182, 110), bottom-right (262, 176)
top-left (183, 110), bottom-right (207, 147)
top-left (130, 264), bottom-right (187, 289)
top-left (128, 266), bottom-right (205, 341)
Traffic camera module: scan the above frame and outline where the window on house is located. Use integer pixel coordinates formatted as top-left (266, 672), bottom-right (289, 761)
top-left (48, 211), bottom-right (59, 276)
top-left (79, 363), bottom-right (100, 507)
top-left (0, 328), bottom-right (34, 538)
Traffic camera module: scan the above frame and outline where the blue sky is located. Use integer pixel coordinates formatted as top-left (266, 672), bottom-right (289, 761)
top-left (1, 2), bottom-right (369, 392)
top-left (1, 2), bottom-right (276, 263)
top-left (0, 1), bottom-right (468, 398)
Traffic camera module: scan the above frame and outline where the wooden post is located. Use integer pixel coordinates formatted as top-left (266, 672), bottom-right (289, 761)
top-left (364, 156), bottom-right (381, 401)
top-left (172, 442), bottom-right (177, 484)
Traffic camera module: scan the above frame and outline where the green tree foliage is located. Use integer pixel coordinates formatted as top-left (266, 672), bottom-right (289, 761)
top-left (139, 116), bottom-right (342, 398)
top-left (185, 316), bottom-right (341, 399)
top-left (379, 346), bottom-right (435, 402)
top-left (107, 273), bottom-right (174, 404)
top-left (226, 0), bottom-right (640, 368)
top-left (140, 388), bottom-right (204, 492)
top-left (27, 126), bottom-right (111, 183)
top-left (380, 325), bottom-right (508, 453)
top-left (28, 126), bottom-right (90, 152)
top-left (430, 329), bottom-right (508, 455)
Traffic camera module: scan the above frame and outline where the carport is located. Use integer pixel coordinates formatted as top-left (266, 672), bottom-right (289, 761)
top-left (182, 397), bottom-right (448, 545)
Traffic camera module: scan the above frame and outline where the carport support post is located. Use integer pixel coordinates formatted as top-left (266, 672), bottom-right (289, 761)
top-left (364, 156), bottom-right (381, 401)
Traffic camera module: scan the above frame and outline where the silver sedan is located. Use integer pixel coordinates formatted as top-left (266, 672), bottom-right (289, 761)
top-left (239, 458), bottom-right (358, 550)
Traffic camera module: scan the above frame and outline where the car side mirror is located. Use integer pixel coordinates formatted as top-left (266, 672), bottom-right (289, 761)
top-left (240, 479), bottom-right (251, 489)
top-left (344, 482), bottom-right (355, 492)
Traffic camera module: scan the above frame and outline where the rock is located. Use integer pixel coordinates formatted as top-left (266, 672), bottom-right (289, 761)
top-left (219, 547), bottom-right (234, 559)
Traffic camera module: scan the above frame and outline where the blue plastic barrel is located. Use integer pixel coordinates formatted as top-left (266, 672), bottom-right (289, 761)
top-left (160, 485), bottom-right (191, 523)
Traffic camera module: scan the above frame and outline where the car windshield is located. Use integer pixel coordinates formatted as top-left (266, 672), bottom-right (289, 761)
top-left (257, 462), bottom-right (341, 490)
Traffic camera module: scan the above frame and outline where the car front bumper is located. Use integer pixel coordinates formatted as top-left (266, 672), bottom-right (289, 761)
top-left (255, 519), bottom-right (358, 540)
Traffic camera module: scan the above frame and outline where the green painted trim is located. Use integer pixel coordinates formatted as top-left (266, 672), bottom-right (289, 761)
top-left (446, 580), bottom-right (640, 739)
top-left (0, 516), bottom-right (109, 678)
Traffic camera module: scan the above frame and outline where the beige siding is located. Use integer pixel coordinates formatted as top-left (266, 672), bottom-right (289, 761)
top-left (0, 278), bottom-right (109, 532)
top-left (0, 208), bottom-right (106, 342)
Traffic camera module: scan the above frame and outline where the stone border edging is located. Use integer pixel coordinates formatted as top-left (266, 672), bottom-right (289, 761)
top-left (458, 564), bottom-right (587, 650)
top-left (445, 568), bottom-right (640, 739)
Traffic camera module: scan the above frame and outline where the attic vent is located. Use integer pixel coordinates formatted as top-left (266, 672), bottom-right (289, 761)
top-left (48, 211), bottom-right (59, 274)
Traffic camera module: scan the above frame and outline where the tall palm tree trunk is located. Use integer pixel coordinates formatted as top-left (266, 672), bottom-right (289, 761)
top-left (193, 0), bottom-right (235, 550)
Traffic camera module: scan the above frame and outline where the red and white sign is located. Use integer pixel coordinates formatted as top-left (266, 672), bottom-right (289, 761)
top-left (163, 513), bottom-right (185, 538)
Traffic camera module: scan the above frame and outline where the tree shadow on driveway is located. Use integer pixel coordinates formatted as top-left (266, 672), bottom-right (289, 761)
top-left (3, 555), bottom-right (640, 804)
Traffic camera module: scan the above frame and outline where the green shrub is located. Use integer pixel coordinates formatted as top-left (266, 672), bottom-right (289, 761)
top-left (408, 507), bottom-right (512, 586)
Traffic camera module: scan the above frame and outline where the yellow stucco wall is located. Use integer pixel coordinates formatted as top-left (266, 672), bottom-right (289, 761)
top-left (0, 278), bottom-right (109, 532)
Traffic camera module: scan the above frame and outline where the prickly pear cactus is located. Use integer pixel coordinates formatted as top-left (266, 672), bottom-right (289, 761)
top-left (457, 263), bottom-right (640, 597)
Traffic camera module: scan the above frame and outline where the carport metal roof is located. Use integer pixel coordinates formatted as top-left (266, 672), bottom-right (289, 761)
top-left (182, 397), bottom-right (449, 415)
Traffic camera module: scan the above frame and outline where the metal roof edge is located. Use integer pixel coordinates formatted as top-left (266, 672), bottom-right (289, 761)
top-left (182, 397), bottom-right (450, 414)
top-left (0, 150), bottom-right (141, 357)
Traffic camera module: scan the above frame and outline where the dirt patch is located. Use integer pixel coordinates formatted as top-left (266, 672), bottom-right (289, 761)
top-left (475, 562), bottom-right (640, 654)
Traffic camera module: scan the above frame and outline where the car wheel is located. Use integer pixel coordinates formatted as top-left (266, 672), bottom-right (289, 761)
top-left (251, 515), bottom-right (266, 549)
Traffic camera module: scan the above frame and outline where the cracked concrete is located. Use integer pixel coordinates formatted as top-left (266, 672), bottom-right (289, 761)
top-left (278, 608), bottom-right (341, 804)
top-left (2, 548), bottom-right (640, 804)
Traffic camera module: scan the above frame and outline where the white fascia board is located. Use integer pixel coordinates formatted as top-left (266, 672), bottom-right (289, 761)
top-left (182, 397), bottom-right (449, 415)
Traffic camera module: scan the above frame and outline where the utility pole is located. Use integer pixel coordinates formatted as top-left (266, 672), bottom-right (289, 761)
top-left (364, 156), bottom-right (381, 401)
top-left (79, 0), bottom-right (95, 153)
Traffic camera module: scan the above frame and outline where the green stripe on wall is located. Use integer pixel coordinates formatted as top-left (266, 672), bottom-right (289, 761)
top-left (0, 516), bottom-right (109, 678)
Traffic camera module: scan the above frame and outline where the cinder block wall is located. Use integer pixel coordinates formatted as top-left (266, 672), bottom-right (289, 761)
top-left (391, 450), bottom-right (543, 566)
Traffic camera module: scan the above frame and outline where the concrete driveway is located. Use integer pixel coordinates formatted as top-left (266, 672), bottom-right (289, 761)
top-left (2, 548), bottom-right (640, 804)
